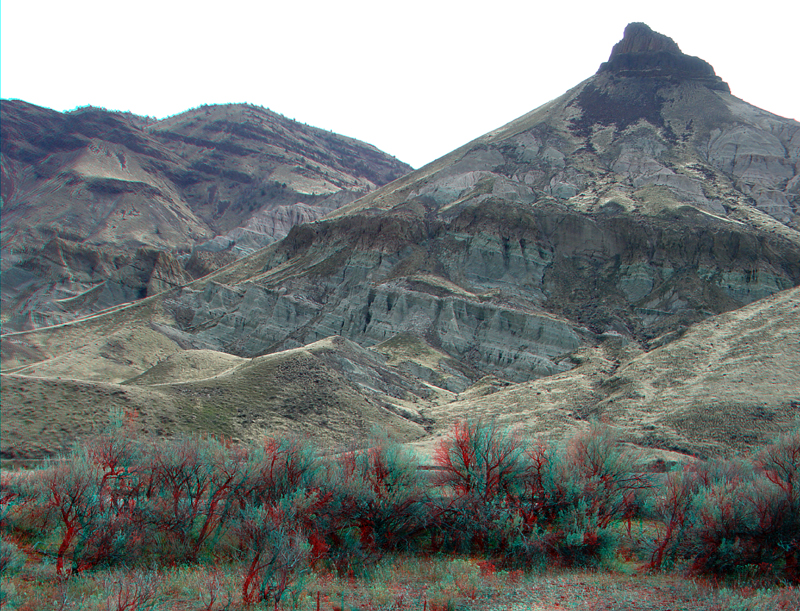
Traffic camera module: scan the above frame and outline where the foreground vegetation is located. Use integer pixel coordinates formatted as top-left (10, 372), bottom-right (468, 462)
top-left (1, 414), bottom-right (798, 609)
top-left (3, 556), bottom-right (799, 610)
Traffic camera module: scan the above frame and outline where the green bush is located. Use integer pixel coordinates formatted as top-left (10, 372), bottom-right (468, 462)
top-left (0, 537), bottom-right (26, 576)
top-left (644, 428), bottom-right (800, 583)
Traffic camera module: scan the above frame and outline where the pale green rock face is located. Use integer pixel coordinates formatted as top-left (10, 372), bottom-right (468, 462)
top-left (178, 272), bottom-right (580, 384)
top-left (163, 62), bottom-right (800, 383)
top-left (617, 263), bottom-right (656, 303)
top-left (702, 269), bottom-right (793, 304)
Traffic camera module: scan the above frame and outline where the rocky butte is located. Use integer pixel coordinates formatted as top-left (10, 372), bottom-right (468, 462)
top-left (1, 23), bottom-right (798, 461)
top-left (598, 22), bottom-right (730, 90)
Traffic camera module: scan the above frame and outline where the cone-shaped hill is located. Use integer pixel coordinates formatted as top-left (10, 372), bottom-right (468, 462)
top-left (164, 22), bottom-right (800, 380)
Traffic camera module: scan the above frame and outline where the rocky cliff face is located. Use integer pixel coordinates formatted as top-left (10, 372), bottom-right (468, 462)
top-left (598, 22), bottom-right (730, 91)
top-left (157, 24), bottom-right (799, 383)
top-left (2, 240), bottom-right (193, 330)
top-left (0, 102), bottom-right (412, 331)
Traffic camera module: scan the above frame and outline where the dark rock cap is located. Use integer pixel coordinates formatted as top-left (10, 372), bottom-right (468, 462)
top-left (598, 22), bottom-right (730, 92)
top-left (608, 22), bottom-right (682, 56)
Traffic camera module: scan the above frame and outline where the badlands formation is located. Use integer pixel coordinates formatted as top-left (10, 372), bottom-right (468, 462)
top-left (2, 23), bottom-right (798, 462)
top-left (1, 102), bottom-right (411, 331)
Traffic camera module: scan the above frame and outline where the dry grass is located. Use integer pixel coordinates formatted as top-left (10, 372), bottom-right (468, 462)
top-left (2, 554), bottom-right (797, 610)
top-left (1, 337), bottom-right (428, 461)
top-left (124, 350), bottom-right (247, 386)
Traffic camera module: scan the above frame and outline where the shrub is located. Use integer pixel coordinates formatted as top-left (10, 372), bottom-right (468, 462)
top-left (643, 432), bottom-right (800, 583)
top-left (142, 435), bottom-right (248, 563)
top-left (432, 420), bottom-right (527, 553)
top-left (757, 429), bottom-right (800, 499)
top-left (434, 420), bottom-right (526, 505)
top-left (7, 418), bottom-right (799, 597)
top-left (563, 423), bottom-right (649, 529)
top-left (507, 424), bottom-right (648, 567)
top-left (236, 490), bottom-right (315, 606)
top-left (1, 469), bottom-right (43, 545)
top-left (688, 472), bottom-right (756, 575)
top-left (755, 429), bottom-right (800, 582)
top-left (645, 466), bottom-right (700, 571)
top-left (0, 537), bottom-right (26, 576)
top-left (237, 436), bottom-right (320, 507)
top-left (97, 569), bottom-right (163, 611)
top-left (333, 433), bottom-right (424, 557)
top-left (685, 431), bottom-right (800, 582)
top-left (40, 451), bottom-right (107, 576)
top-left (516, 439), bottom-right (561, 527)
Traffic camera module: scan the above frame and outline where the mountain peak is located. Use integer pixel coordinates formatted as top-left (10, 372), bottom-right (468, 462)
top-left (598, 22), bottom-right (730, 92)
top-left (609, 22), bottom-right (682, 56)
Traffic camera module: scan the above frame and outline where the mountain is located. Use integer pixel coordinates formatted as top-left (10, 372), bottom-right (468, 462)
top-left (2, 23), bottom-right (798, 462)
top-left (160, 22), bottom-right (800, 377)
top-left (1, 102), bottom-right (412, 330)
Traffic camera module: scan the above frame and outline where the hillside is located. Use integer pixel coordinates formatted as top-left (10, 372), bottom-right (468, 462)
top-left (1, 102), bottom-right (412, 331)
top-left (2, 23), bottom-right (798, 462)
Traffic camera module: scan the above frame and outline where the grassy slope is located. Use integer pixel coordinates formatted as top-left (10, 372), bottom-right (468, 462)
top-left (1, 335), bottom-right (428, 460)
top-left (415, 287), bottom-right (800, 461)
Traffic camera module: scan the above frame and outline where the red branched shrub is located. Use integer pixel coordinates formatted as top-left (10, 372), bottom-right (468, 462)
top-left (40, 454), bottom-right (104, 576)
top-left (7, 409), bottom-right (797, 591)
top-left (644, 430), bottom-right (800, 583)
top-left (757, 429), bottom-right (800, 499)
top-left (236, 491), bottom-right (315, 606)
top-left (98, 569), bottom-right (162, 611)
top-left (564, 423), bottom-right (649, 529)
top-left (434, 420), bottom-right (526, 505)
top-left (431, 420), bottom-right (528, 554)
top-left (343, 437), bottom-right (422, 550)
top-left (645, 466), bottom-right (700, 571)
top-left (237, 436), bottom-right (319, 507)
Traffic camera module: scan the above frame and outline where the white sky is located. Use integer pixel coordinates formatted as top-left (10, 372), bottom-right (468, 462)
top-left (2, 0), bottom-right (797, 169)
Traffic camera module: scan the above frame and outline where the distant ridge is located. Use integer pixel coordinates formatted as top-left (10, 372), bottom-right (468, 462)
top-left (1, 101), bottom-right (412, 331)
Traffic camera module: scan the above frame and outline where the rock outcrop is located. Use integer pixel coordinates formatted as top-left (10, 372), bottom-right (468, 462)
top-left (598, 22), bottom-right (730, 91)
